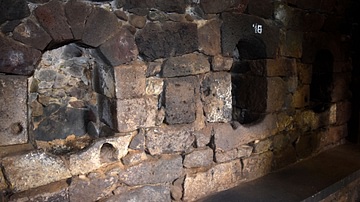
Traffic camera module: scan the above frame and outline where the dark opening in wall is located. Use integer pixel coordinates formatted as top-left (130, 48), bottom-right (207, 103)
top-left (100, 143), bottom-right (117, 164)
top-left (310, 50), bottom-right (334, 113)
top-left (231, 36), bottom-right (267, 124)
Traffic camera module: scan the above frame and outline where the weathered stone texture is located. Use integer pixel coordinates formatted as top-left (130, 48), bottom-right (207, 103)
top-left (336, 101), bottom-right (352, 125)
top-left (2, 150), bottom-right (71, 192)
top-left (136, 22), bottom-right (198, 61)
top-left (9, 180), bottom-right (69, 202)
top-left (0, 169), bottom-right (7, 190)
top-left (212, 55), bottom-right (233, 72)
top-left (118, 155), bottom-right (183, 186)
top-left (0, 36), bottom-right (41, 75)
top-left (0, 75), bottom-right (28, 146)
top-left (162, 53), bottom-right (210, 78)
top-left (69, 172), bottom-right (117, 202)
top-left (266, 77), bottom-right (286, 112)
top-left (292, 85), bottom-right (310, 108)
top-left (193, 125), bottom-right (212, 148)
top-left (215, 145), bottom-right (253, 163)
top-left (183, 160), bottom-right (242, 201)
top-left (65, 0), bottom-right (93, 40)
top-left (82, 7), bottom-right (121, 47)
top-left (116, 97), bottom-right (157, 132)
top-left (184, 147), bottom-right (213, 168)
top-left (248, 0), bottom-right (273, 19)
top-left (164, 77), bottom-right (197, 125)
top-left (200, 0), bottom-right (248, 14)
top-left (114, 62), bottom-right (146, 99)
top-left (242, 151), bottom-right (273, 180)
top-left (34, 0), bottom-right (73, 43)
top-left (201, 72), bottom-right (232, 122)
top-left (198, 19), bottom-right (221, 55)
top-left (93, 62), bottom-right (115, 98)
top-left (99, 28), bottom-right (138, 66)
top-left (146, 77), bottom-right (164, 96)
top-left (280, 30), bottom-right (303, 58)
top-left (221, 13), bottom-right (279, 58)
top-left (105, 185), bottom-right (171, 202)
top-left (0, 0), bottom-right (30, 24)
top-left (69, 135), bottom-right (133, 175)
top-left (13, 19), bottom-right (52, 51)
top-left (145, 126), bottom-right (195, 155)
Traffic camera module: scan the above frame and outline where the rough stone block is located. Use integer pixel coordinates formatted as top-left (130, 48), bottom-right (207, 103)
top-left (280, 30), bottom-right (303, 58)
top-left (215, 144), bottom-right (253, 163)
top-left (162, 53), bottom-right (210, 78)
top-left (295, 134), bottom-right (314, 159)
top-left (200, 0), bottom-right (248, 14)
top-left (332, 73), bottom-right (351, 102)
top-left (69, 172), bottom-right (118, 202)
top-left (0, 0), bottom-right (30, 24)
top-left (34, 0), bottom-right (73, 44)
top-left (118, 154), bottom-right (183, 186)
top-left (201, 72), bottom-right (232, 123)
top-left (266, 77), bottom-right (286, 112)
top-left (99, 28), bottom-right (138, 66)
top-left (146, 77), bottom-right (164, 96)
top-left (297, 62), bottom-right (312, 85)
top-left (135, 22), bottom-right (198, 61)
top-left (105, 185), bottom-right (171, 202)
top-left (98, 94), bottom-right (117, 130)
top-left (183, 160), bottom-right (242, 201)
top-left (116, 97), bottom-right (157, 132)
top-left (242, 151), bottom-right (273, 180)
top-left (0, 35), bottom-right (41, 75)
top-left (221, 13), bottom-right (279, 58)
top-left (336, 101), bottom-right (351, 125)
top-left (0, 75), bottom-right (28, 146)
top-left (0, 170), bottom-right (7, 190)
top-left (193, 125), bottom-right (212, 148)
top-left (9, 180), bottom-right (69, 202)
top-left (164, 77), bottom-right (197, 125)
top-left (64, 1), bottom-right (92, 40)
top-left (198, 19), bottom-right (221, 56)
top-left (93, 62), bottom-right (115, 98)
top-left (184, 147), bottom-right (213, 168)
top-left (13, 19), bottom-right (52, 51)
top-left (69, 134), bottom-right (133, 175)
top-left (272, 145), bottom-right (297, 170)
top-left (122, 150), bottom-right (148, 166)
top-left (319, 125), bottom-right (348, 148)
top-left (114, 62), bottom-right (146, 99)
top-left (246, 58), bottom-right (296, 77)
top-left (253, 138), bottom-right (272, 154)
top-left (145, 126), bottom-right (195, 155)
top-left (212, 55), bottom-right (233, 72)
top-left (292, 85), bottom-right (310, 109)
top-left (129, 14), bottom-right (146, 29)
top-left (2, 150), bottom-right (71, 192)
top-left (82, 7), bottom-right (121, 47)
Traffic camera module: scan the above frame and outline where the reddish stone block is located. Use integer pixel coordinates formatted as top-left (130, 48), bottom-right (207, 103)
top-left (0, 35), bottom-right (41, 75)
top-left (114, 61), bottom-right (146, 100)
top-left (336, 101), bottom-right (351, 125)
top-left (65, 0), bottom-right (93, 40)
top-left (82, 7), bottom-right (121, 47)
top-left (99, 28), bottom-right (138, 66)
top-left (13, 19), bottom-right (52, 51)
top-left (34, 0), bottom-right (73, 44)
top-left (212, 55), bottom-right (233, 72)
top-left (198, 19), bottom-right (221, 56)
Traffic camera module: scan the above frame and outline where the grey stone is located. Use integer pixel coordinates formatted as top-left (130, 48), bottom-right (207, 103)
top-left (98, 94), bottom-right (117, 130)
top-left (221, 12), bottom-right (279, 58)
top-left (121, 150), bottom-right (148, 166)
top-left (184, 147), bottom-right (213, 168)
top-left (118, 155), bottom-right (183, 186)
top-left (0, 0), bottom-right (30, 24)
top-left (129, 129), bottom-right (145, 150)
top-left (215, 144), bottom-right (253, 163)
top-left (201, 72), bottom-right (232, 123)
top-left (9, 181), bottom-right (69, 202)
top-left (13, 19), bottom-right (52, 51)
top-left (162, 53), bottom-right (210, 78)
top-left (105, 185), bottom-right (171, 202)
top-left (0, 35), bottom-right (41, 75)
top-left (64, 0), bottom-right (93, 40)
top-left (0, 75), bottom-right (28, 146)
top-left (129, 14), bottom-right (146, 28)
top-left (145, 126), bottom-right (195, 155)
top-left (93, 62), bottom-right (115, 98)
top-left (114, 61), bottom-right (146, 100)
top-left (69, 134), bottom-right (134, 175)
top-left (148, 9), bottom-right (169, 21)
top-left (1, 20), bottom-right (21, 34)
top-left (116, 97), bottom-right (157, 132)
top-left (200, 0), bottom-right (247, 14)
top-left (253, 138), bottom-right (272, 153)
top-left (2, 150), bottom-right (71, 192)
top-left (266, 77), bottom-right (286, 112)
top-left (34, 0), bottom-right (73, 44)
top-left (146, 77), bottom-right (164, 96)
top-left (183, 160), bottom-right (242, 201)
top-left (171, 176), bottom-right (184, 201)
top-left (164, 77), bottom-right (197, 125)
top-left (82, 7), bottom-right (121, 47)
top-left (198, 19), bottom-right (221, 56)
top-left (69, 172), bottom-right (118, 202)
top-left (98, 28), bottom-right (138, 66)
top-left (0, 169), bottom-right (7, 190)
top-left (114, 10), bottom-right (128, 21)
top-left (135, 22), bottom-right (198, 61)
top-left (193, 125), bottom-right (212, 148)
top-left (242, 151), bottom-right (273, 180)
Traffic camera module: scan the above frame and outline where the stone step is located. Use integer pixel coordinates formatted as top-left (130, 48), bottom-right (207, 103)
top-left (198, 143), bottom-right (360, 202)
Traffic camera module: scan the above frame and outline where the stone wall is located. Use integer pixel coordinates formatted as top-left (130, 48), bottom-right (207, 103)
top-left (0, 0), bottom-right (354, 201)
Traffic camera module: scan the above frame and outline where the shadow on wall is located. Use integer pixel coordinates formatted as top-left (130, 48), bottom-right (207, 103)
top-left (231, 35), bottom-right (267, 125)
